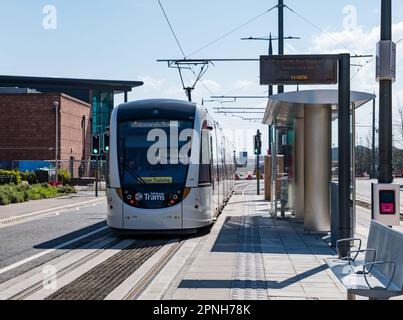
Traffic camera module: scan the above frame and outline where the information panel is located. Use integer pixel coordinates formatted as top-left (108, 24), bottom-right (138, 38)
top-left (260, 55), bottom-right (338, 85)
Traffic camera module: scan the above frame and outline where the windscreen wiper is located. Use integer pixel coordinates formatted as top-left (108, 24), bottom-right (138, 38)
top-left (123, 163), bottom-right (147, 184)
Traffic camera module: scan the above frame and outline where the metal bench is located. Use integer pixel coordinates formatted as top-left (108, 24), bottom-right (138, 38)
top-left (325, 220), bottom-right (403, 300)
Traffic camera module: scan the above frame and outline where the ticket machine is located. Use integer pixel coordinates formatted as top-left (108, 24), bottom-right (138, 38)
top-left (372, 184), bottom-right (401, 226)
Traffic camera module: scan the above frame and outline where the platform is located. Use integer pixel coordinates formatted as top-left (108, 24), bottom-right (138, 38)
top-left (115, 195), bottom-right (315, 297)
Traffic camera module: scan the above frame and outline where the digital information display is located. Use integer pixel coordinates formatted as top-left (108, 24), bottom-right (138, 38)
top-left (260, 55), bottom-right (338, 85)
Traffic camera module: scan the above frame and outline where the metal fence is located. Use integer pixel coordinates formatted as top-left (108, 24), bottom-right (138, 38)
top-left (0, 159), bottom-right (108, 186)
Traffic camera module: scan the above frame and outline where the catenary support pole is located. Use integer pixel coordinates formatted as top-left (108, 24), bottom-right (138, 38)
top-left (378, 0), bottom-right (393, 184)
top-left (278, 0), bottom-right (284, 94)
top-left (371, 97), bottom-right (377, 179)
top-left (338, 53), bottom-right (352, 255)
top-left (268, 35), bottom-right (274, 154)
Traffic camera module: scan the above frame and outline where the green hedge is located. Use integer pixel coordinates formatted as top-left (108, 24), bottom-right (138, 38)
top-left (20, 171), bottom-right (39, 184)
top-left (58, 169), bottom-right (71, 185)
top-left (19, 169), bottom-right (72, 185)
top-left (0, 183), bottom-right (77, 206)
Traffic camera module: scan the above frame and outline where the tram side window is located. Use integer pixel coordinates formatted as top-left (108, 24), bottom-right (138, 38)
top-left (199, 129), bottom-right (212, 184)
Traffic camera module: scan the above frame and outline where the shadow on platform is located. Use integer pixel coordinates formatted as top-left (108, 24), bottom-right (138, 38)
top-left (178, 264), bottom-right (328, 289)
top-left (211, 214), bottom-right (334, 255)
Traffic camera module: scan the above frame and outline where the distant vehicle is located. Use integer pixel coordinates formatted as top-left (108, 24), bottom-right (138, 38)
top-left (107, 99), bottom-right (236, 235)
top-left (235, 172), bottom-right (246, 180)
top-left (236, 151), bottom-right (248, 168)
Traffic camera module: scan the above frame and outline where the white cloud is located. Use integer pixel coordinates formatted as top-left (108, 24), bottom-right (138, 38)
top-left (304, 21), bottom-right (403, 145)
top-left (199, 79), bottom-right (221, 93)
top-left (233, 79), bottom-right (259, 90)
top-left (137, 76), bottom-right (165, 90)
top-left (233, 79), bottom-right (258, 90)
top-left (308, 22), bottom-right (403, 94)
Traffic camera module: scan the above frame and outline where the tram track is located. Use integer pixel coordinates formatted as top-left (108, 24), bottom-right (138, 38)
top-left (356, 197), bottom-right (403, 221)
top-left (44, 238), bottom-right (173, 300)
top-left (1, 219), bottom-right (189, 301)
top-left (8, 233), bottom-right (119, 300)
top-left (122, 239), bottom-right (184, 300)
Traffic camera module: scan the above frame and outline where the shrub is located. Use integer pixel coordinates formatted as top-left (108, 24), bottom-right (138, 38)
top-left (57, 185), bottom-right (77, 194)
top-left (0, 183), bottom-right (76, 206)
top-left (0, 184), bottom-right (25, 204)
top-left (20, 171), bottom-right (38, 185)
top-left (57, 169), bottom-right (71, 185)
top-left (34, 170), bottom-right (49, 184)
top-left (0, 190), bottom-right (10, 205)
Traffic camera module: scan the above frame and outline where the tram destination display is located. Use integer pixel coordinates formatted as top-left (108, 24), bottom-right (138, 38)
top-left (260, 55), bottom-right (338, 85)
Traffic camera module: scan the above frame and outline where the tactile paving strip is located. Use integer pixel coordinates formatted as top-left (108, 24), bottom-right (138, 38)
top-left (46, 239), bottom-right (166, 300)
top-left (231, 199), bottom-right (268, 300)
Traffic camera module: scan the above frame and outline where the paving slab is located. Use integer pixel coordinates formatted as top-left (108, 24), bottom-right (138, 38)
top-left (144, 185), bottom-right (403, 301)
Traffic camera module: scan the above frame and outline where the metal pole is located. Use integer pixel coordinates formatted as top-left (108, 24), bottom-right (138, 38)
top-left (186, 88), bottom-right (192, 102)
top-left (257, 130), bottom-right (261, 195)
top-left (54, 101), bottom-right (59, 184)
top-left (95, 157), bottom-right (99, 197)
top-left (257, 153), bottom-right (260, 195)
top-left (124, 91), bottom-right (128, 103)
top-left (378, 0), bottom-right (393, 183)
top-left (352, 103), bottom-right (357, 235)
top-left (268, 34), bottom-right (274, 154)
top-left (371, 97), bottom-right (377, 179)
top-left (338, 53), bottom-right (352, 254)
top-left (278, 0), bottom-right (284, 94)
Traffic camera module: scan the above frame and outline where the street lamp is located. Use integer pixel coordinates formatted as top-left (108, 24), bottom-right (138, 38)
top-left (53, 101), bottom-right (60, 184)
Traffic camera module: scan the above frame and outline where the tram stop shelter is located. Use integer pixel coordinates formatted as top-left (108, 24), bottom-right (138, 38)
top-left (262, 89), bottom-right (375, 244)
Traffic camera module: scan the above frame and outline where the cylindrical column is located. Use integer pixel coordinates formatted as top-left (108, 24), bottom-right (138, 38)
top-left (304, 105), bottom-right (331, 232)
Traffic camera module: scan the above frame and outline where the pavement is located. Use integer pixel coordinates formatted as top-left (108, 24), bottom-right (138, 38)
top-left (139, 185), bottom-right (403, 300)
top-left (154, 193), bottom-right (345, 300)
top-left (0, 192), bottom-right (107, 284)
top-left (0, 180), bottom-right (402, 300)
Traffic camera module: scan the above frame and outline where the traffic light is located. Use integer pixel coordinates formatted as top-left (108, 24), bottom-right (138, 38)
top-left (92, 134), bottom-right (101, 156)
top-left (103, 132), bottom-right (110, 153)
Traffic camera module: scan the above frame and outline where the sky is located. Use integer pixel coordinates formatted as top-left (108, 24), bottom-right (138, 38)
top-left (1, 0), bottom-right (403, 155)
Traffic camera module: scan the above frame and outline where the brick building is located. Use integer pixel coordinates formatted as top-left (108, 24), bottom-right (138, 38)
top-left (0, 75), bottom-right (143, 175)
top-left (0, 93), bottom-right (91, 163)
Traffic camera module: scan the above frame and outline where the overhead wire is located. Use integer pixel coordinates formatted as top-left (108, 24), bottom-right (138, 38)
top-left (284, 4), bottom-right (359, 57)
top-left (186, 5), bottom-right (278, 58)
top-left (157, 0), bottom-right (186, 58)
top-left (156, 1), bottom-right (278, 108)
top-left (156, 0), bottom-right (210, 98)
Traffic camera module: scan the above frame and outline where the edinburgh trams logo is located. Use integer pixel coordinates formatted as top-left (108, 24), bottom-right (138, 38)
top-left (135, 192), bottom-right (144, 201)
top-left (144, 192), bottom-right (165, 201)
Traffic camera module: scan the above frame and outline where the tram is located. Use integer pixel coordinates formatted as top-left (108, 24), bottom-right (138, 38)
top-left (106, 99), bottom-right (236, 234)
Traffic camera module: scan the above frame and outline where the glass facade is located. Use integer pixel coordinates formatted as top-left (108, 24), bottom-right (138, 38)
top-left (91, 90), bottom-right (114, 150)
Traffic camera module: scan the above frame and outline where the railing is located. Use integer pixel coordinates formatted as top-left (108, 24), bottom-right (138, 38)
top-left (0, 160), bottom-right (109, 185)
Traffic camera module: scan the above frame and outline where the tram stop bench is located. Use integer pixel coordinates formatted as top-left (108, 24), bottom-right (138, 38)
top-left (325, 220), bottom-right (403, 300)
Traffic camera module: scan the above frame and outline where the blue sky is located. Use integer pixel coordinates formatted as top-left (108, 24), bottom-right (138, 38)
top-left (1, 1), bottom-right (403, 154)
